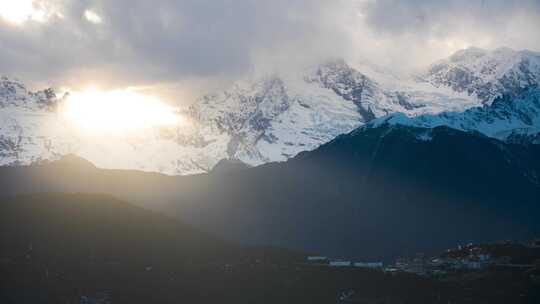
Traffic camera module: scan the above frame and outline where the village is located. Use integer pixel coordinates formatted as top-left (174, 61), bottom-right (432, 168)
top-left (305, 239), bottom-right (540, 280)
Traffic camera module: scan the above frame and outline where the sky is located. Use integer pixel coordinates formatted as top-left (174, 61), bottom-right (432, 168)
top-left (1, 0), bottom-right (540, 105)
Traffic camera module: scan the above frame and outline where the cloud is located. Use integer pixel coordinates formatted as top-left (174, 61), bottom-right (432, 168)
top-left (83, 9), bottom-right (101, 24)
top-left (355, 0), bottom-right (540, 69)
top-left (0, 0), bottom-right (539, 103)
top-left (0, 1), bottom-right (348, 93)
top-left (363, 0), bottom-right (540, 36)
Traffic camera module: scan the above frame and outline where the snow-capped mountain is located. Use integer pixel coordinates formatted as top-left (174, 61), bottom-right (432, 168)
top-left (188, 59), bottom-right (478, 166)
top-left (0, 78), bottom-right (72, 165)
top-left (368, 86), bottom-right (540, 144)
top-left (420, 47), bottom-right (540, 104)
top-left (0, 77), bottom-right (57, 110)
top-left (0, 76), bottom-right (232, 174)
top-left (1, 47), bottom-right (539, 175)
top-left (188, 63), bottom-right (367, 165)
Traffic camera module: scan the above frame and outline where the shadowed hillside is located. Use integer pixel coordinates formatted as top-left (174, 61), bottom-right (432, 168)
top-left (2, 193), bottom-right (538, 304)
top-left (0, 124), bottom-right (539, 261)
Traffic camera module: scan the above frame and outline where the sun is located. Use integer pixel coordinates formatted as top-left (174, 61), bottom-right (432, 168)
top-left (0, 0), bottom-right (46, 24)
top-left (60, 89), bottom-right (182, 134)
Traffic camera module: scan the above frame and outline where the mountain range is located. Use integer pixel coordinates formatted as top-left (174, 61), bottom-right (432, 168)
top-left (370, 86), bottom-right (540, 144)
top-left (420, 47), bottom-right (540, 103)
top-left (3, 47), bottom-right (539, 175)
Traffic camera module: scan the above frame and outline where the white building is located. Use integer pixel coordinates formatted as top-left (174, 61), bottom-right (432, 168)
top-left (307, 256), bottom-right (327, 261)
top-left (353, 262), bottom-right (383, 269)
top-left (330, 261), bottom-right (351, 267)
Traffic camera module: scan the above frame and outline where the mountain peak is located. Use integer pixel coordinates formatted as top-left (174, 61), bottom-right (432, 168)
top-left (0, 76), bottom-right (58, 110)
top-left (423, 47), bottom-right (540, 103)
top-left (449, 47), bottom-right (488, 62)
top-left (367, 86), bottom-right (540, 143)
top-left (211, 158), bottom-right (251, 174)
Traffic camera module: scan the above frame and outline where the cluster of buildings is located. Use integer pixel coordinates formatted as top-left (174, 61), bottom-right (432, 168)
top-left (80, 291), bottom-right (111, 304)
top-left (388, 240), bottom-right (540, 276)
top-left (306, 239), bottom-right (540, 278)
top-left (389, 251), bottom-right (494, 276)
top-left (306, 256), bottom-right (384, 270)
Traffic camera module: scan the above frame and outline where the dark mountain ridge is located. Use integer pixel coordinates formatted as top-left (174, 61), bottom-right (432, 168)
top-left (1, 121), bottom-right (539, 261)
top-left (5, 193), bottom-right (535, 303)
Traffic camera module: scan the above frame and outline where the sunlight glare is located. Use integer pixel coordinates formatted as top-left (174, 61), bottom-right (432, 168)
top-left (84, 9), bottom-right (102, 24)
top-left (0, 0), bottom-right (46, 24)
top-left (60, 89), bottom-right (182, 134)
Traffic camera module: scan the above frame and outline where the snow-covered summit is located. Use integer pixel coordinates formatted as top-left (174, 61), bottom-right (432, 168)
top-left (187, 59), bottom-right (478, 166)
top-left (305, 59), bottom-right (406, 121)
top-left (189, 63), bottom-right (364, 165)
top-left (0, 77), bottom-right (70, 166)
top-left (1, 77), bottom-right (58, 110)
top-left (368, 86), bottom-right (540, 143)
top-left (420, 47), bottom-right (540, 104)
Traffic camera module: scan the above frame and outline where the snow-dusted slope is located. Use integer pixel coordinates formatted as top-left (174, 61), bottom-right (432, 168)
top-left (0, 108), bottom-right (69, 165)
top-left (420, 47), bottom-right (540, 103)
top-left (0, 108), bottom-right (230, 175)
top-left (369, 87), bottom-right (540, 144)
top-left (0, 78), bottom-right (72, 165)
top-left (0, 77), bottom-right (234, 174)
top-left (0, 76), bottom-right (57, 110)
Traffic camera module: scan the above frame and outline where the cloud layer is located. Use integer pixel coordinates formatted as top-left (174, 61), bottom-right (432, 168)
top-left (356, 0), bottom-right (540, 68)
top-left (1, 0), bottom-right (539, 103)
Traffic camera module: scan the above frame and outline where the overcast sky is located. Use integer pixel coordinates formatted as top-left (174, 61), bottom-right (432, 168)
top-left (1, 0), bottom-right (540, 104)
